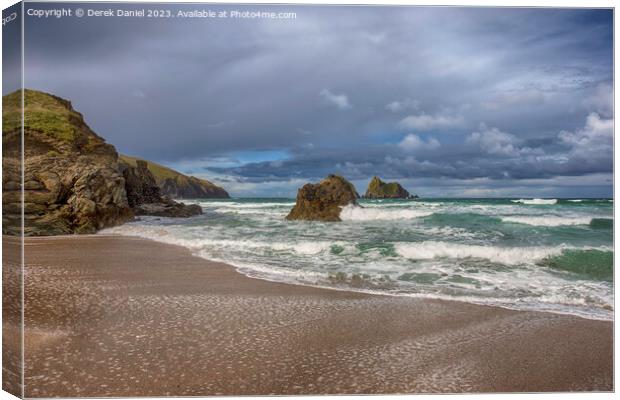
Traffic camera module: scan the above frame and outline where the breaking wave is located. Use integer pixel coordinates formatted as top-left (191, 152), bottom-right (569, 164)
top-left (393, 241), bottom-right (565, 265)
top-left (511, 198), bottom-right (558, 205)
top-left (339, 204), bottom-right (433, 221)
top-left (99, 196), bottom-right (613, 320)
top-left (501, 215), bottom-right (593, 227)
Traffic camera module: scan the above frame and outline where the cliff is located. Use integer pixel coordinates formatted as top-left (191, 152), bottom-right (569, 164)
top-left (118, 155), bottom-right (229, 199)
top-left (2, 89), bottom-right (201, 236)
top-left (3, 89), bottom-right (133, 235)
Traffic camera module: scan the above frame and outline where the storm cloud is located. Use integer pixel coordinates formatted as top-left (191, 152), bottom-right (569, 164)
top-left (20, 4), bottom-right (613, 197)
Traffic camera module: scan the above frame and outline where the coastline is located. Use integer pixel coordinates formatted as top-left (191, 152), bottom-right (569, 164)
top-left (105, 197), bottom-right (614, 321)
top-left (7, 234), bottom-right (613, 396)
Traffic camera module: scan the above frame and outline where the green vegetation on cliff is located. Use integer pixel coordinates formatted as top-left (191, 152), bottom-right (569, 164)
top-left (3, 89), bottom-right (111, 158)
top-left (3, 89), bottom-right (86, 142)
top-left (119, 155), bottom-right (179, 181)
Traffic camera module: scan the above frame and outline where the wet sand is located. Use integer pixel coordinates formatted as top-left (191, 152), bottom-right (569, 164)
top-left (5, 235), bottom-right (613, 396)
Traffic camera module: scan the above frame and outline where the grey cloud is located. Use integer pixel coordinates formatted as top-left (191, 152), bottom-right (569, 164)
top-left (398, 134), bottom-right (441, 152)
top-left (582, 83), bottom-right (613, 118)
top-left (19, 5), bottom-right (613, 197)
top-left (385, 98), bottom-right (420, 113)
top-left (399, 112), bottom-right (464, 131)
top-left (319, 89), bottom-right (352, 110)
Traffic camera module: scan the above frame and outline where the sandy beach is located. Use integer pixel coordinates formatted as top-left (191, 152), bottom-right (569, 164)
top-left (2, 234), bottom-right (613, 396)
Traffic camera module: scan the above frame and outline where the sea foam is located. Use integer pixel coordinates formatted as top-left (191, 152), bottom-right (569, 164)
top-left (99, 197), bottom-right (613, 320)
top-left (511, 198), bottom-right (558, 205)
top-left (339, 204), bottom-right (433, 221)
top-left (501, 215), bottom-right (593, 227)
top-left (393, 241), bottom-right (564, 265)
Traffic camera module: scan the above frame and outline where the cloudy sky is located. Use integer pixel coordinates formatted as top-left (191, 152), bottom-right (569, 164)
top-left (19, 4), bottom-right (613, 197)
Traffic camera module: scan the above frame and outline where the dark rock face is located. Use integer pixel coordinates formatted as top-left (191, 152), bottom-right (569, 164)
top-left (118, 158), bottom-right (202, 219)
top-left (3, 90), bottom-right (133, 236)
top-left (364, 176), bottom-right (415, 199)
top-left (286, 175), bottom-right (359, 222)
top-left (120, 160), bottom-right (162, 207)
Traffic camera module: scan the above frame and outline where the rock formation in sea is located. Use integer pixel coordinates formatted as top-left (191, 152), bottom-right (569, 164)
top-left (286, 174), bottom-right (359, 221)
top-left (119, 155), bottom-right (229, 199)
top-left (364, 176), bottom-right (417, 199)
top-left (2, 89), bottom-right (203, 236)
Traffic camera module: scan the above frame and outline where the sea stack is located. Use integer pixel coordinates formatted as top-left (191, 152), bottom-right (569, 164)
top-left (364, 176), bottom-right (416, 199)
top-left (286, 174), bottom-right (359, 221)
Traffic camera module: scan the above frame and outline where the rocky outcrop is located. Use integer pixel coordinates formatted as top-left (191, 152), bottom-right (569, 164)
top-left (133, 198), bottom-right (202, 218)
top-left (3, 90), bottom-right (133, 235)
top-left (2, 89), bottom-right (201, 236)
top-left (364, 176), bottom-right (416, 199)
top-left (119, 155), bottom-right (229, 199)
top-left (119, 159), bottom-right (165, 207)
top-left (118, 157), bottom-right (202, 218)
top-left (286, 175), bottom-right (359, 222)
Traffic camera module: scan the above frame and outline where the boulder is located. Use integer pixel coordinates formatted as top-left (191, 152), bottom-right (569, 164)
top-left (364, 176), bottom-right (415, 199)
top-left (286, 175), bottom-right (359, 221)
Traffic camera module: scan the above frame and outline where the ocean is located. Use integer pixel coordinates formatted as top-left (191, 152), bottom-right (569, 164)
top-left (101, 198), bottom-right (614, 320)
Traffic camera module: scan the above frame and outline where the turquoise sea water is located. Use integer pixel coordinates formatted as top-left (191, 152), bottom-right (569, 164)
top-left (101, 198), bottom-right (614, 320)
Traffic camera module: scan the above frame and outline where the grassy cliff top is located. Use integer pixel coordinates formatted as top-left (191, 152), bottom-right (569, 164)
top-left (3, 89), bottom-right (87, 142)
top-left (119, 155), bottom-right (180, 182)
top-left (119, 154), bottom-right (222, 187)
